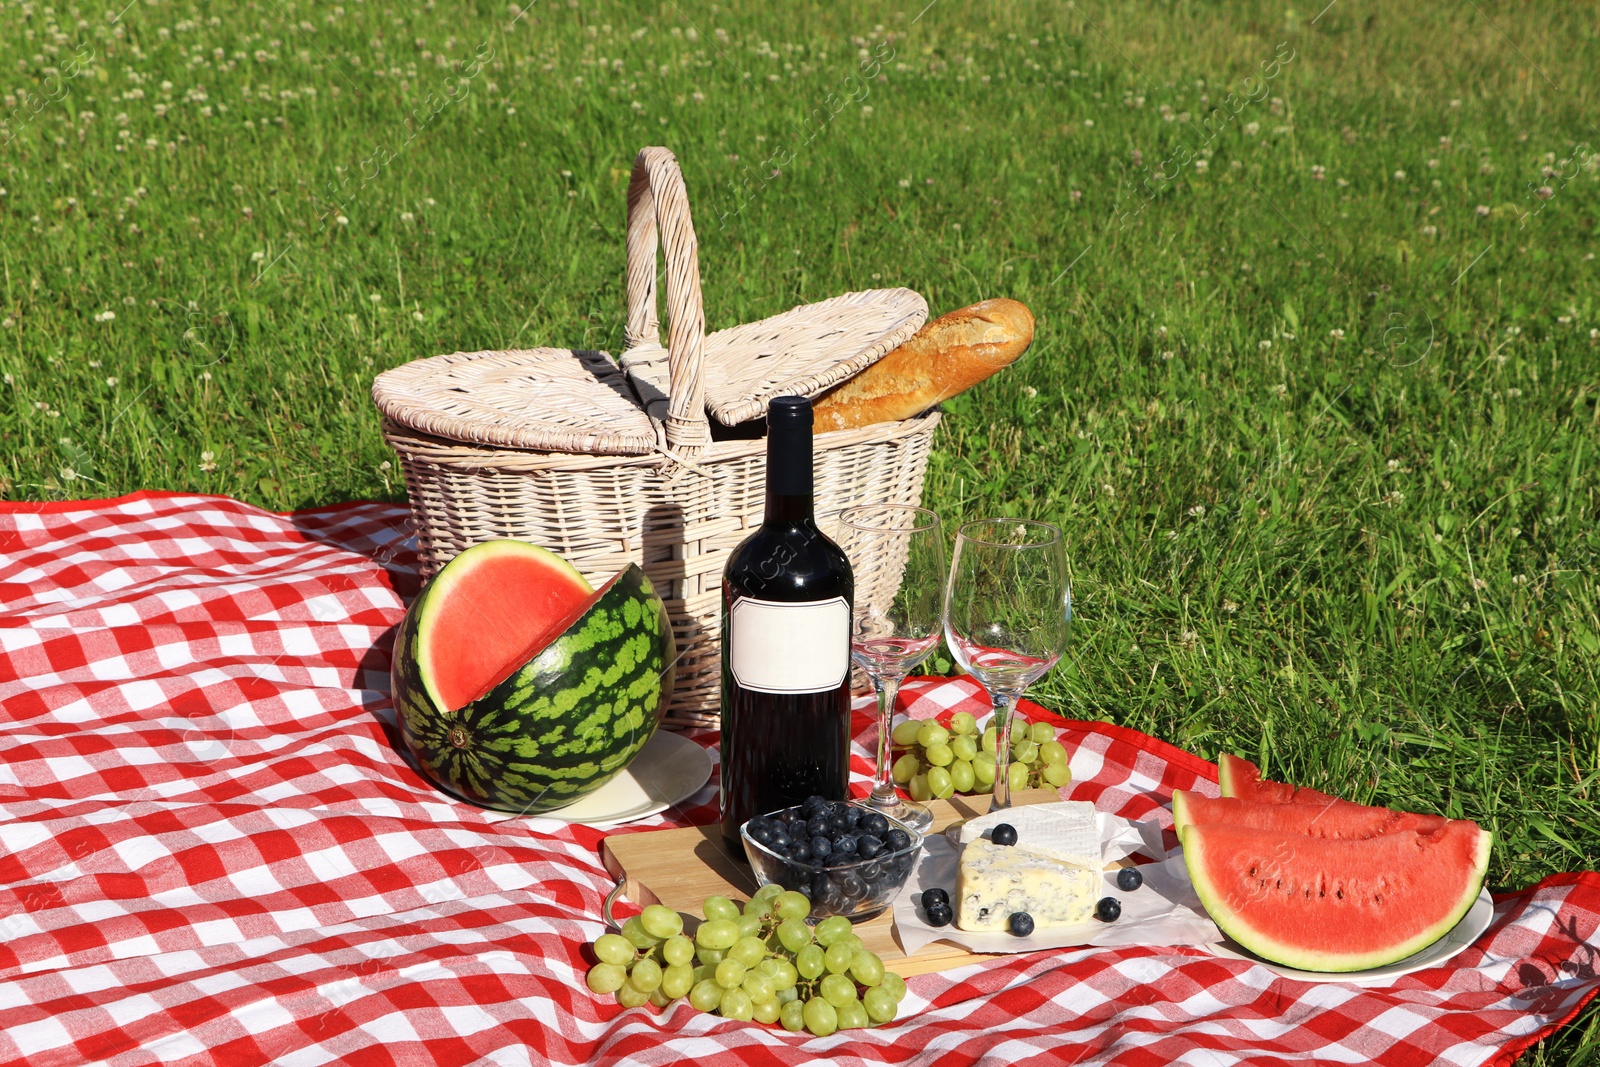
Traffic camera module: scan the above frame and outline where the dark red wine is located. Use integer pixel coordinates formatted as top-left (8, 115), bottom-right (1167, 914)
top-left (720, 396), bottom-right (854, 852)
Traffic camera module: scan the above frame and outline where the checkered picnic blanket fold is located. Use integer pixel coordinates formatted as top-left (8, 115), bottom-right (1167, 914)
top-left (0, 492), bottom-right (1595, 1066)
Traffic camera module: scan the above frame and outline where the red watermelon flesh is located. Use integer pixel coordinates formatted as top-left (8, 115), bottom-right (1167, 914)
top-left (1182, 819), bottom-right (1490, 971)
top-left (414, 540), bottom-right (593, 712)
top-left (1174, 790), bottom-right (1450, 840)
top-left (1218, 753), bottom-right (1341, 806)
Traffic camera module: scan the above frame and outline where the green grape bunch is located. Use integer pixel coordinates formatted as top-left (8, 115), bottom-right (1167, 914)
top-left (889, 711), bottom-right (1072, 800)
top-left (585, 884), bottom-right (909, 1035)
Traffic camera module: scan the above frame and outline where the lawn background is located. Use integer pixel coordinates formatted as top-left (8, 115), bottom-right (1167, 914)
top-left (2, 0), bottom-right (1597, 1059)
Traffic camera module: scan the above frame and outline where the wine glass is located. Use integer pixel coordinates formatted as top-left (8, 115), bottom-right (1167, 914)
top-left (836, 505), bottom-right (945, 833)
top-left (944, 519), bottom-right (1071, 810)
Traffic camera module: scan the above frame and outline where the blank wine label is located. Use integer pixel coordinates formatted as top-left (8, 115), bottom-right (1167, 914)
top-left (728, 596), bottom-right (850, 694)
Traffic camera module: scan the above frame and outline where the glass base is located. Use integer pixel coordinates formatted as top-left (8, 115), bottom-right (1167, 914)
top-left (866, 790), bottom-right (933, 834)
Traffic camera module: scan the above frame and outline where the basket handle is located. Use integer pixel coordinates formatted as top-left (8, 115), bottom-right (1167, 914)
top-left (624, 147), bottom-right (710, 453)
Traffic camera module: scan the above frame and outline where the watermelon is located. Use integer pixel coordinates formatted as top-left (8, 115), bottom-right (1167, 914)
top-left (392, 542), bottom-right (675, 814)
top-left (1181, 756), bottom-right (1491, 971)
top-left (1183, 819), bottom-right (1490, 971)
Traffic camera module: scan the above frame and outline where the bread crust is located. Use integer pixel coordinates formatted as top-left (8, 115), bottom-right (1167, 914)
top-left (812, 298), bottom-right (1035, 432)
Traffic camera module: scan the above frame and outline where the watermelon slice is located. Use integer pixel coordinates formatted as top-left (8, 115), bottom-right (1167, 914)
top-left (412, 539), bottom-right (593, 713)
top-left (1174, 791), bottom-right (1450, 840)
top-left (1182, 819), bottom-right (1490, 971)
top-left (1217, 753), bottom-right (1341, 806)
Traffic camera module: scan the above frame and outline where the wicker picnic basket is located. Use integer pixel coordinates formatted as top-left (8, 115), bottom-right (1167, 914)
top-left (373, 147), bottom-right (940, 728)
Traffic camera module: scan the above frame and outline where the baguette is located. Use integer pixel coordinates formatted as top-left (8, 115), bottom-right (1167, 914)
top-left (812, 298), bottom-right (1035, 432)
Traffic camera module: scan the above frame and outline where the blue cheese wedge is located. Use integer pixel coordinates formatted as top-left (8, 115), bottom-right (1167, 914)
top-left (956, 839), bottom-right (1099, 931)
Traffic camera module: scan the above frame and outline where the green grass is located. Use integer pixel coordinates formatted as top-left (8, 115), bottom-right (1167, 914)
top-left (2, 0), bottom-right (1598, 1058)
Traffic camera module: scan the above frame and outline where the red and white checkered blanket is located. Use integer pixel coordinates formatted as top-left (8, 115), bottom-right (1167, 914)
top-left (1, 492), bottom-right (1595, 1066)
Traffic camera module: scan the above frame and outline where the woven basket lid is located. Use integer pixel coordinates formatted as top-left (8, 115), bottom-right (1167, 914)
top-left (619, 287), bottom-right (927, 428)
top-left (371, 347), bottom-right (656, 455)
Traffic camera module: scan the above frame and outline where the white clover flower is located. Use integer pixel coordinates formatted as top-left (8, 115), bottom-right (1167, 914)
top-left (1258, 339), bottom-right (1271, 350)
top-left (252, 250), bottom-right (266, 261)
top-left (1329, 328), bottom-right (1345, 340)
top-left (400, 211), bottom-right (414, 223)
top-left (1243, 121), bottom-right (1260, 136)
top-left (106, 376), bottom-right (119, 386)
top-left (95, 310), bottom-right (116, 323)
top-left (336, 215), bottom-right (350, 226)
top-left (1194, 158), bottom-right (1209, 172)
top-left (1392, 169), bottom-right (1406, 180)
top-left (199, 450), bottom-right (217, 472)
top-left (369, 293), bottom-right (382, 303)
top-left (412, 310), bottom-right (424, 321)
top-left (1161, 350), bottom-right (1174, 360)
top-left (1476, 204), bottom-right (1491, 217)
top-left (60, 467), bottom-right (77, 481)
top-left (1187, 505), bottom-right (1207, 517)
top-left (1, 317), bottom-right (12, 329)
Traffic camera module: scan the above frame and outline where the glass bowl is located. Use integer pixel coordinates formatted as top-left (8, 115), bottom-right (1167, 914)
top-left (740, 799), bottom-right (924, 923)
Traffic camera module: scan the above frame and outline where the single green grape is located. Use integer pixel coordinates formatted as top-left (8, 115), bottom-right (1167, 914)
top-left (950, 759), bottom-right (976, 792)
top-left (691, 964), bottom-right (715, 986)
top-left (714, 958), bottom-right (747, 989)
top-left (593, 933), bottom-right (635, 967)
top-left (662, 935), bottom-right (695, 967)
top-left (915, 722), bottom-right (950, 748)
top-left (1029, 720), bottom-right (1054, 744)
top-left (736, 914), bottom-right (763, 939)
top-left (863, 984), bottom-right (898, 1023)
top-left (923, 741), bottom-right (954, 767)
top-left (814, 916), bottom-right (852, 947)
top-left (1007, 760), bottom-right (1030, 793)
top-left (1042, 761), bottom-right (1071, 787)
top-left (661, 962), bottom-right (694, 999)
top-left (695, 946), bottom-right (725, 967)
top-left (753, 882), bottom-right (785, 904)
top-left (742, 897), bottom-right (773, 923)
top-left (833, 933), bottom-right (863, 956)
top-left (628, 958), bottom-right (662, 993)
top-left (949, 711), bottom-right (978, 736)
top-left (1012, 739), bottom-right (1039, 766)
top-left (950, 735), bottom-right (978, 762)
top-left (639, 904), bottom-right (684, 940)
top-left (774, 891), bottom-right (811, 921)
top-left (753, 999), bottom-right (782, 1024)
top-left (880, 971), bottom-right (908, 1002)
top-left (586, 962), bottom-right (628, 994)
top-left (703, 896), bottom-right (741, 923)
top-left (926, 766), bottom-right (954, 799)
top-left (742, 971), bottom-right (776, 1005)
top-left (616, 983), bottom-right (651, 1008)
top-left (776, 918), bottom-right (812, 953)
top-left (819, 972), bottom-right (858, 1007)
top-left (781, 999), bottom-right (807, 1032)
top-left (620, 917), bottom-right (658, 951)
top-left (776, 984), bottom-right (801, 1005)
top-left (823, 941), bottom-right (856, 975)
top-left (1039, 739), bottom-right (1068, 765)
top-left (689, 978), bottom-right (724, 1012)
top-left (908, 773), bottom-right (932, 802)
top-left (836, 999), bottom-right (870, 1029)
top-left (891, 753), bottom-right (920, 785)
top-left (973, 753), bottom-right (997, 785)
top-left (718, 987), bottom-right (754, 1021)
top-left (649, 987), bottom-right (672, 1009)
top-left (981, 726), bottom-right (998, 754)
top-left (891, 718), bottom-right (923, 746)
top-left (803, 997), bottom-right (839, 1037)
top-left (796, 944), bottom-right (826, 980)
top-left (695, 918), bottom-right (739, 950)
top-left (769, 959), bottom-right (799, 991)
top-left (849, 951), bottom-right (885, 986)
top-left (729, 935), bottom-right (766, 968)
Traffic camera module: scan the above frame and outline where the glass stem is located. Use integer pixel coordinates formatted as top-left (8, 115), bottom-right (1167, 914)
top-left (991, 690), bottom-right (1016, 809)
top-left (870, 672), bottom-right (905, 804)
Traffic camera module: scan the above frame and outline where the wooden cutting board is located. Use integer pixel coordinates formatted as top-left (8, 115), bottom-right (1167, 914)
top-left (600, 788), bottom-right (1062, 978)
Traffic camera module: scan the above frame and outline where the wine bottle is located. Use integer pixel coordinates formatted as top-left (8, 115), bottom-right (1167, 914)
top-left (720, 396), bottom-right (854, 852)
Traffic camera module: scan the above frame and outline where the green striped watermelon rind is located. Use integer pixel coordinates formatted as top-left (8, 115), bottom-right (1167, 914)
top-left (1182, 820), bottom-right (1490, 972)
top-left (394, 563), bottom-right (675, 815)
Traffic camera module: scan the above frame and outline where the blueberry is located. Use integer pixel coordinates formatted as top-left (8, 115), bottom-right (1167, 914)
top-left (861, 813), bottom-right (890, 837)
top-left (990, 823), bottom-right (1018, 846)
top-left (1008, 912), bottom-right (1034, 937)
top-left (837, 872), bottom-right (867, 900)
top-left (925, 902), bottom-right (954, 927)
top-left (842, 805), bottom-right (863, 828)
top-left (1096, 897), bottom-right (1122, 922)
top-left (1116, 867), bottom-right (1144, 892)
top-left (861, 860), bottom-right (884, 883)
top-left (922, 887), bottom-right (949, 908)
top-left (788, 840), bottom-right (812, 863)
top-left (832, 835), bottom-right (858, 858)
top-left (801, 795), bottom-right (828, 818)
top-left (810, 835), bottom-right (833, 859)
top-left (856, 834), bottom-right (883, 859)
top-left (807, 814), bottom-right (831, 837)
top-left (885, 828), bottom-right (912, 852)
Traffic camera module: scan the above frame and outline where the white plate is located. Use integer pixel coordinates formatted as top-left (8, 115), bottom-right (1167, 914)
top-left (1204, 887), bottom-right (1494, 987)
top-left (538, 730), bottom-right (712, 828)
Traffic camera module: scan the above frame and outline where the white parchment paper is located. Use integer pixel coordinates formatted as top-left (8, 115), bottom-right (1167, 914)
top-left (891, 809), bottom-right (1223, 956)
